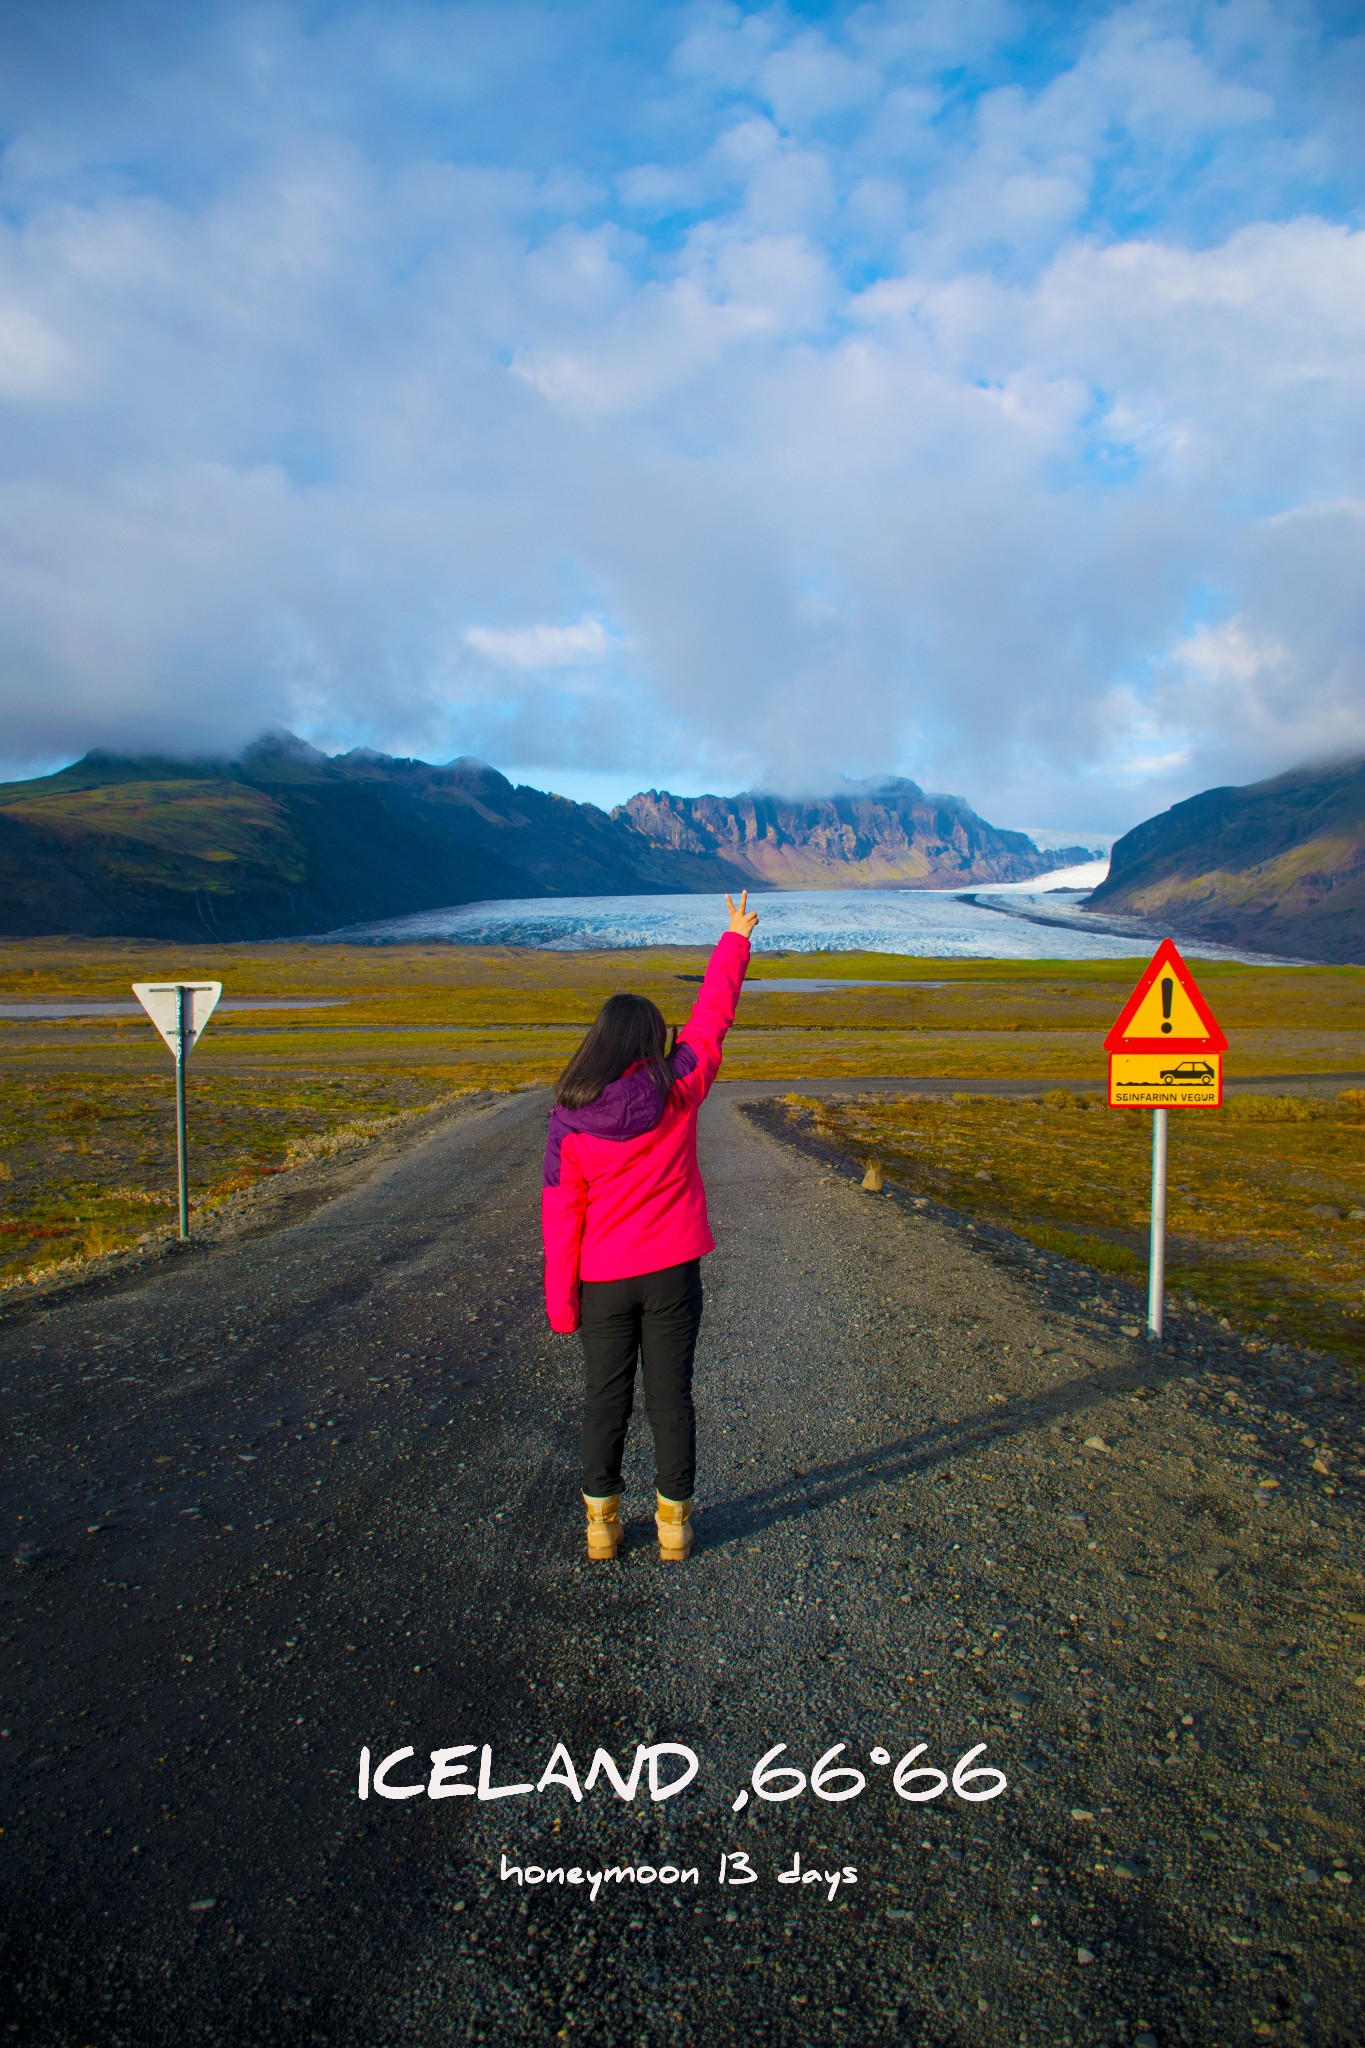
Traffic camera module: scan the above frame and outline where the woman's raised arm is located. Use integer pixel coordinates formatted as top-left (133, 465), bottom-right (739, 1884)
top-left (668, 902), bottom-right (755, 1103)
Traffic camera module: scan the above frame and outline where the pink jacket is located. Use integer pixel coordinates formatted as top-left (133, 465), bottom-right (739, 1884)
top-left (541, 931), bottom-right (751, 1333)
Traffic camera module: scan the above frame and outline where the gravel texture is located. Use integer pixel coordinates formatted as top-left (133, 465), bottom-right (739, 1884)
top-left (1, 1083), bottom-right (1361, 2047)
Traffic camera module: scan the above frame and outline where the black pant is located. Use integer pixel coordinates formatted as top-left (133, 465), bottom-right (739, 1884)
top-left (579, 1260), bottom-right (703, 1502)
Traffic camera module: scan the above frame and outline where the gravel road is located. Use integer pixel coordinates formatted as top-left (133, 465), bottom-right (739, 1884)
top-left (2, 1085), bottom-right (1361, 2048)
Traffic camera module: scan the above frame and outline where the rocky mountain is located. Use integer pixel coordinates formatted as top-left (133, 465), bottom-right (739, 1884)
top-left (617, 782), bottom-right (1087, 889)
top-left (1085, 756), bottom-right (1365, 965)
top-left (0, 739), bottom-right (1076, 941)
top-left (0, 737), bottom-right (746, 943)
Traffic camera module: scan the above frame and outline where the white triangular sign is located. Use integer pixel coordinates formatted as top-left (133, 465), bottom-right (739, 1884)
top-left (132, 981), bottom-right (222, 1057)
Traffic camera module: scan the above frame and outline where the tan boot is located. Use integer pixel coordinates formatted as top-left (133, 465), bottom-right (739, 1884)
top-left (583, 1494), bottom-right (623, 1561)
top-left (655, 1493), bottom-right (694, 1562)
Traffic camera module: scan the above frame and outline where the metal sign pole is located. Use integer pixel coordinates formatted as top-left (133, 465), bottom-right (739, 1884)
top-left (1147, 1106), bottom-right (1168, 1338)
top-left (175, 984), bottom-right (189, 1240)
top-left (1108, 943), bottom-right (1223, 1342)
top-left (131, 980), bottom-right (221, 1240)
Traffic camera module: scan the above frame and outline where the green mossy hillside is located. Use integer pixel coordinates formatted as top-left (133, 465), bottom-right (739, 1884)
top-left (0, 738), bottom-right (746, 942)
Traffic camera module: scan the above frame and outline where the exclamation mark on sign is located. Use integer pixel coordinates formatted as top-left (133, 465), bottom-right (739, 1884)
top-left (1161, 977), bottom-right (1174, 1034)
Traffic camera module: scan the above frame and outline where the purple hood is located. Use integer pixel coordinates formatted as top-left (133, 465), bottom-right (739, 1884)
top-left (543, 1044), bottom-right (698, 1188)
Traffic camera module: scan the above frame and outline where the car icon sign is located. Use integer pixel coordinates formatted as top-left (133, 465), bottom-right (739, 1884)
top-left (1160, 1058), bottom-right (1215, 1084)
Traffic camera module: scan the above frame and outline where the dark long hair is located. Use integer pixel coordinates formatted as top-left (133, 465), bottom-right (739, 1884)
top-left (556, 994), bottom-right (678, 1109)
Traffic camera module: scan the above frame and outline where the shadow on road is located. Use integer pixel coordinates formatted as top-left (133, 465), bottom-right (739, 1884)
top-left (702, 1346), bottom-right (1197, 1545)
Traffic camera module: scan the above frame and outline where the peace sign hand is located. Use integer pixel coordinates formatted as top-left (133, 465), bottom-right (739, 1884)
top-left (725, 890), bottom-right (760, 938)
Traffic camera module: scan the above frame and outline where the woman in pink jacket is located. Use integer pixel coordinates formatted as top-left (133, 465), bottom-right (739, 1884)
top-left (542, 893), bottom-right (759, 1563)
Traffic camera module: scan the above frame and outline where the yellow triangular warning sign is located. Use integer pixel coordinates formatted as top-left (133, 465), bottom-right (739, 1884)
top-left (1120, 970), bottom-right (1210, 1043)
top-left (1103, 940), bottom-right (1227, 1054)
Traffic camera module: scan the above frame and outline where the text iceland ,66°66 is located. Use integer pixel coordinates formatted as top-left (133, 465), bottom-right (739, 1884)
top-left (356, 1736), bottom-right (1008, 1808)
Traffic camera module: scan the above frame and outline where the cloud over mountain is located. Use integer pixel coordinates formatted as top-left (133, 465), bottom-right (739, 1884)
top-left (0, 0), bottom-right (1362, 831)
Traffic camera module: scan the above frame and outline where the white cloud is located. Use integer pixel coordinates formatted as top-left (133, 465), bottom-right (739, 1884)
top-left (464, 617), bottom-right (614, 667)
top-left (758, 32), bottom-right (882, 127)
top-left (0, 0), bottom-right (1361, 834)
top-left (1115, 748), bottom-right (1194, 779)
top-left (0, 304), bottom-right (77, 396)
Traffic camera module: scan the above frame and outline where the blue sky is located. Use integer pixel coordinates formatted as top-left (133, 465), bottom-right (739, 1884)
top-left (0, 0), bottom-right (1362, 832)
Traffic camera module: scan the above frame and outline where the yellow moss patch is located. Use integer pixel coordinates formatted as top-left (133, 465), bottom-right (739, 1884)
top-left (0, 1061), bottom-right (502, 1287)
top-left (783, 1089), bottom-right (1365, 1367)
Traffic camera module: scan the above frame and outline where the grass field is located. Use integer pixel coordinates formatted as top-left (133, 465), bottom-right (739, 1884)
top-left (779, 1088), bottom-right (1365, 1368)
top-left (1, 938), bottom-right (1362, 1332)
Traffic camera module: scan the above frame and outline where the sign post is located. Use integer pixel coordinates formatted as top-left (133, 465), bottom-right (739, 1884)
top-left (1148, 1105), bottom-right (1168, 1336)
top-left (131, 982), bottom-right (222, 1238)
top-left (1104, 941), bottom-right (1227, 1339)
